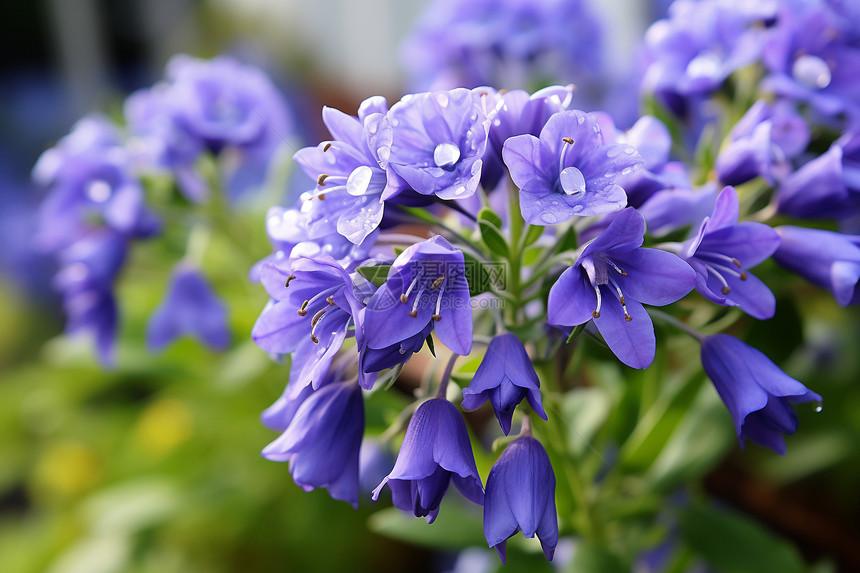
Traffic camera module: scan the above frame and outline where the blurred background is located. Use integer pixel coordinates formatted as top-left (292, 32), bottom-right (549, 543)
top-left (1, 1), bottom-right (859, 572)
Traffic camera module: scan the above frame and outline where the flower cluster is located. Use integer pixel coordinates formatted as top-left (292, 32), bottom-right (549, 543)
top-left (33, 55), bottom-right (294, 363)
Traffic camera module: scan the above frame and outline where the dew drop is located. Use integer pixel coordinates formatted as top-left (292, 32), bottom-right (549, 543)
top-left (577, 115), bottom-right (585, 124)
top-left (814, 403), bottom-right (823, 413)
top-left (621, 167), bottom-right (633, 176)
top-left (436, 92), bottom-right (449, 107)
top-left (541, 212), bottom-right (558, 224)
top-left (434, 142), bottom-right (461, 170)
top-left (624, 147), bottom-right (635, 155)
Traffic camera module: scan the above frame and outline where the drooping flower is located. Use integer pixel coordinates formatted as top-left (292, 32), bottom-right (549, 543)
top-left (483, 436), bottom-right (557, 563)
top-left (126, 54), bottom-right (293, 201)
top-left (52, 228), bottom-right (129, 366)
top-left (372, 398), bottom-right (484, 523)
top-left (679, 186), bottom-right (781, 319)
top-left (262, 381), bottom-right (365, 507)
top-left (252, 257), bottom-right (362, 389)
top-left (363, 235), bottom-right (473, 356)
top-left (502, 110), bottom-right (643, 225)
top-left (775, 131), bottom-right (860, 220)
top-left (292, 96), bottom-right (396, 245)
top-left (146, 263), bottom-right (230, 352)
top-left (715, 100), bottom-right (810, 186)
top-left (548, 208), bottom-right (696, 369)
top-left (461, 332), bottom-right (547, 435)
top-left (701, 334), bottom-right (821, 454)
top-left (379, 88), bottom-right (493, 201)
top-left (772, 226), bottom-right (860, 306)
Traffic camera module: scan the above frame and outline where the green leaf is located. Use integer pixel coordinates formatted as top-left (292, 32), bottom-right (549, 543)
top-left (425, 334), bottom-right (436, 358)
top-left (462, 252), bottom-right (503, 297)
top-left (561, 388), bottom-right (611, 457)
top-left (558, 226), bottom-right (578, 253)
top-left (678, 505), bottom-right (805, 573)
top-left (479, 220), bottom-right (510, 258)
top-left (478, 208), bottom-right (503, 230)
top-left (644, 386), bottom-right (734, 492)
top-left (368, 505), bottom-right (485, 549)
top-left (356, 264), bottom-right (392, 287)
top-left (522, 224), bottom-right (545, 247)
top-left (565, 323), bottom-right (586, 344)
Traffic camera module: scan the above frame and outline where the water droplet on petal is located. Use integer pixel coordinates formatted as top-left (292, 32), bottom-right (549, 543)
top-left (541, 212), bottom-right (558, 224)
top-left (434, 142), bottom-right (461, 170)
top-left (347, 165), bottom-right (373, 196)
top-left (814, 403), bottom-right (823, 413)
top-left (436, 92), bottom-right (449, 107)
top-left (559, 166), bottom-right (586, 195)
top-left (686, 52), bottom-right (722, 80)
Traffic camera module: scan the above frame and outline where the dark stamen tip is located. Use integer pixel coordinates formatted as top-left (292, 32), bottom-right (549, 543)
top-left (619, 296), bottom-right (626, 306)
top-left (431, 314), bottom-right (442, 321)
top-left (739, 272), bottom-right (748, 281)
top-left (732, 258), bottom-right (742, 268)
top-left (297, 309), bottom-right (307, 317)
top-left (317, 173), bottom-right (329, 186)
top-left (562, 137), bottom-right (574, 145)
top-left (624, 314), bottom-right (633, 322)
top-left (400, 294), bottom-right (408, 303)
top-left (326, 296), bottom-right (335, 306)
top-left (284, 274), bottom-right (296, 287)
top-left (323, 142), bottom-right (332, 152)
top-left (592, 310), bottom-right (600, 319)
top-left (310, 334), bottom-right (319, 344)
top-left (408, 310), bottom-right (418, 318)
top-left (721, 286), bottom-right (731, 295)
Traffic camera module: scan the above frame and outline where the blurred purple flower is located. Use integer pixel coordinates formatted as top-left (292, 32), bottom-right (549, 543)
top-left (716, 100), bottom-right (809, 186)
top-left (773, 225), bottom-right (860, 306)
top-left (680, 186), bottom-right (780, 319)
top-left (146, 263), bottom-right (230, 352)
top-left (262, 381), bottom-right (365, 507)
top-left (503, 110), bottom-right (643, 225)
top-left (372, 398), bottom-right (484, 523)
top-left (483, 436), bottom-right (557, 563)
top-left (548, 208), bottom-right (695, 369)
top-left (126, 55), bottom-right (293, 201)
top-left (762, 2), bottom-right (860, 118)
top-left (402, 0), bottom-right (602, 92)
top-left (701, 334), bottom-right (821, 454)
top-left (461, 332), bottom-right (547, 435)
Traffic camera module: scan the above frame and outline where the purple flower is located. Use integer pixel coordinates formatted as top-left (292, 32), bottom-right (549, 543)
top-left (772, 226), bottom-right (860, 306)
top-left (252, 257), bottom-right (362, 388)
top-left (53, 228), bottom-right (128, 366)
top-left (615, 115), bottom-right (690, 208)
top-left (716, 100), bottom-right (809, 186)
top-left (776, 132), bottom-right (860, 219)
top-left (372, 398), bottom-right (484, 523)
top-left (126, 55), bottom-right (293, 201)
top-left (548, 208), bottom-right (696, 369)
top-left (379, 89), bottom-right (493, 201)
top-left (461, 333), bottom-right (547, 435)
top-left (34, 115), bottom-right (158, 251)
top-left (680, 186), bottom-right (780, 319)
top-left (762, 2), bottom-right (860, 118)
top-left (503, 110), bottom-right (643, 225)
top-left (292, 96), bottom-right (395, 245)
top-left (701, 334), bottom-right (821, 454)
top-left (401, 0), bottom-right (603, 92)
top-left (262, 381), bottom-right (365, 507)
top-left (363, 235), bottom-right (473, 356)
top-left (637, 184), bottom-right (720, 237)
top-left (146, 264), bottom-right (230, 352)
top-left (359, 322), bottom-right (434, 384)
top-left (483, 436), bottom-right (557, 563)
top-left (480, 85), bottom-right (575, 191)
top-left (640, 0), bottom-right (776, 111)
